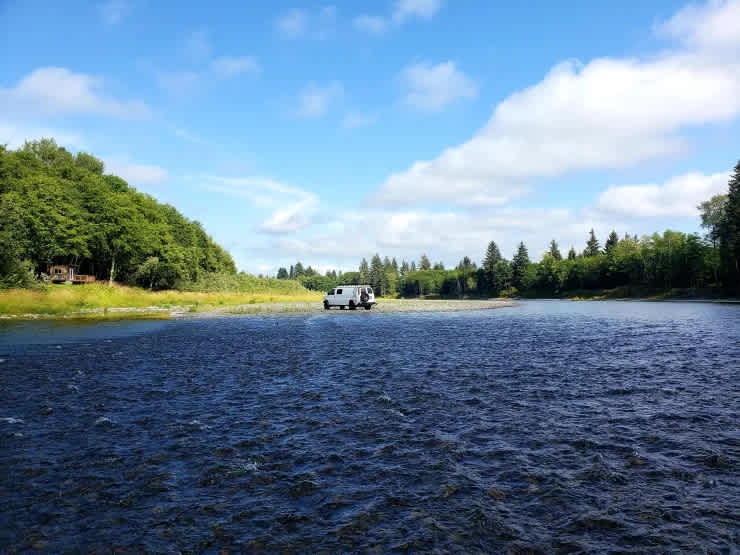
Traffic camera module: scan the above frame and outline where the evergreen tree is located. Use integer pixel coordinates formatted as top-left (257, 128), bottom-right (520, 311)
top-left (433, 262), bottom-right (445, 270)
top-left (276, 267), bottom-right (288, 279)
top-left (482, 240), bottom-right (502, 290)
top-left (492, 260), bottom-right (512, 294)
top-left (289, 265), bottom-right (295, 279)
top-left (457, 256), bottom-right (476, 271)
top-left (410, 261), bottom-right (417, 272)
top-left (383, 256), bottom-right (392, 273)
top-left (419, 254), bottom-right (431, 270)
top-left (604, 230), bottom-right (619, 255)
top-left (294, 261), bottom-right (305, 277)
top-left (391, 257), bottom-right (399, 274)
top-left (370, 253), bottom-right (384, 293)
top-left (400, 259), bottom-right (410, 275)
top-left (567, 247), bottom-right (577, 260)
top-left (548, 239), bottom-right (562, 260)
top-left (584, 229), bottom-right (601, 257)
top-left (359, 258), bottom-right (369, 283)
top-left (719, 160), bottom-right (740, 286)
top-left (511, 242), bottom-right (530, 290)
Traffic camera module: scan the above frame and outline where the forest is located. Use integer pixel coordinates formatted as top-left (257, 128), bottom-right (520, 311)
top-left (2, 140), bottom-right (738, 300)
top-left (0, 139), bottom-right (237, 290)
top-left (280, 160), bottom-right (740, 299)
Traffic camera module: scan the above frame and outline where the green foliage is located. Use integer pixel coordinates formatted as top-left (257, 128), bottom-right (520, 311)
top-left (548, 239), bottom-right (562, 260)
top-left (0, 140), bottom-right (236, 289)
top-left (584, 229), bottom-right (601, 257)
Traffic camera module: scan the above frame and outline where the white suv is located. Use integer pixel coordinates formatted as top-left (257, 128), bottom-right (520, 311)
top-left (323, 285), bottom-right (376, 310)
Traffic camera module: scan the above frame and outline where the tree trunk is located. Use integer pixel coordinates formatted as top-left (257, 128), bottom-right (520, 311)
top-left (109, 256), bottom-right (116, 286)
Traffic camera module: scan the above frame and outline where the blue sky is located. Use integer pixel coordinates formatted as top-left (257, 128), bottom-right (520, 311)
top-left (2, 0), bottom-right (739, 274)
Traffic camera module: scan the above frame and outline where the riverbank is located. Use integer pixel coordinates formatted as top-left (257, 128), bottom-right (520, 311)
top-left (0, 284), bottom-right (321, 320)
top-left (0, 296), bottom-right (515, 321)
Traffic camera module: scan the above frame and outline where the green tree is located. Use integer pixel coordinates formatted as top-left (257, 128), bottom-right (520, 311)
top-left (511, 242), bottom-right (530, 290)
top-left (584, 229), bottom-right (601, 257)
top-left (419, 254), bottom-right (431, 270)
top-left (567, 247), bottom-right (577, 260)
top-left (359, 258), bottom-right (370, 283)
top-left (482, 240), bottom-right (502, 291)
top-left (718, 161), bottom-right (740, 287)
top-left (548, 239), bottom-right (562, 260)
top-left (370, 253), bottom-right (384, 293)
top-left (604, 231), bottom-right (619, 256)
top-left (277, 267), bottom-right (288, 279)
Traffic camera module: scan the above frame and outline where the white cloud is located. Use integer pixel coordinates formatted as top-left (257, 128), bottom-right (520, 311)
top-left (596, 171), bottom-right (730, 218)
top-left (392, 0), bottom-right (441, 23)
top-left (355, 0), bottom-right (440, 34)
top-left (656, 0), bottom-right (740, 54)
top-left (200, 176), bottom-right (319, 234)
top-left (98, 0), bottom-right (130, 25)
top-left (0, 67), bottom-right (151, 119)
top-left (296, 81), bottom-right (343, 118)
top-left (375, 0), bottom-right (740, 207)
top-left (342, 112), bottom-right (377, 129)
top-left (401, 61), bottom-right (477, 111)
top-left (276, 6), bottom-right (336, 39)
top-left (210, 56), bottom-right (260, 78)
top-left (105, 159), bottom-right (169, 186)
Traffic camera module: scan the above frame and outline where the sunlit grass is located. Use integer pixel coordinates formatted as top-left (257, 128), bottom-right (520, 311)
top-left (0, 283), bottom-right (322, 316)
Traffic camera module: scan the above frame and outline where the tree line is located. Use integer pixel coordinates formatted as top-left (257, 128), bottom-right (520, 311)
top-left (280, 159), bottom-right (740, 298)
top-left (0, 139), bottom-right (237, 289)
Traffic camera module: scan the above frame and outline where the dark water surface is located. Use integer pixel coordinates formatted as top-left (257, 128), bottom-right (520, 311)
top-left (1, 301), bottom-right (738, 552)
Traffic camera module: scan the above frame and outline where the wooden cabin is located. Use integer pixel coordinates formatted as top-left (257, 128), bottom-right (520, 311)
top-left (49, 264), bottom-right (96, 284)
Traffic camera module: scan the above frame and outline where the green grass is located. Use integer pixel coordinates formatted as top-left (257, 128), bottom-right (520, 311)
top-left (0, 282), bottom-right (322, 316)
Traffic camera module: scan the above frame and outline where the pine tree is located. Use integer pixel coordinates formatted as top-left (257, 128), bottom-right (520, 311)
top-left (289, 264), bottom-right (295, 279)
top-left (567, 247), bottom-right (577, 260)
top-left (359, 258), bottom-right (369, 283)
top-left (277, 267), bottom-right (288, 279)
top-left (548, 239), bottom-right (562, 260)
top-left (584, 229), bottom-right (601, 257)
top-left (482, 240), bottom-right (501, 288)
top-left (400, 260), bottom-right (409, 275)
top-left (457, 256), bottom-right (473, 271)
top-left (410, 261), bottom-right (417, 272)
top-left (370, 254), bottom-right (384, 293)
top-left (719, 160), bottom-right (740, 286)
top-left (511, 242), bottom-right (530, 290)
top-left (391, 257), bottom-right (399, 274)
top-left (294, 261), bottom-right (305, 277)
top-left (605, 230), bottom-right (619, 255)
top-left (419, 254), bottom-right (431, 270)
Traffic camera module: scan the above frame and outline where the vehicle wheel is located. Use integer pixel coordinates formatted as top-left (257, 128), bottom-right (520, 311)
top-left (349, 301), bottom-right (356, 310)
top-left (365, 305), bottom-right (372, 310)
top-left (324, 300), bottom-right (329, 310)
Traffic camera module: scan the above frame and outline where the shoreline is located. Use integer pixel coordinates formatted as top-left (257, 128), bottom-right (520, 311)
top-left (2, 295), bottom-right (738, 321)
top-left (0, 299), bottom-right (517, 321)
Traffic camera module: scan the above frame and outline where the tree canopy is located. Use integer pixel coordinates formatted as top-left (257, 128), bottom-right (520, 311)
top-left (0, 140), bottom-right (235, 289)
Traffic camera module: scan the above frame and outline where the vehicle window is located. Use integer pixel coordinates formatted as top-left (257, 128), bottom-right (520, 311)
top-left (367, 287), bottom-right (373, 294)
top-left (336, 289), bottom-right (342, 294)
top-left (327, 289), bottom-right (334, 295)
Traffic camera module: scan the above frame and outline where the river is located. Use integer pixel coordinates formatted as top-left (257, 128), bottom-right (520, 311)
top-left (1, 301), bottom-right (738, 552)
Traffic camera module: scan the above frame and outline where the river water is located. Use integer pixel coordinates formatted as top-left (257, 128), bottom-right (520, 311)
top-left (1, 301), bottom-right (738, 552)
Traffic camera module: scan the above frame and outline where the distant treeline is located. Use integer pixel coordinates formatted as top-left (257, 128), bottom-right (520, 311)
top-left (0, 139), bottom-right (237, 289)
top-left (281, 160), bottom-right (740, 298)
